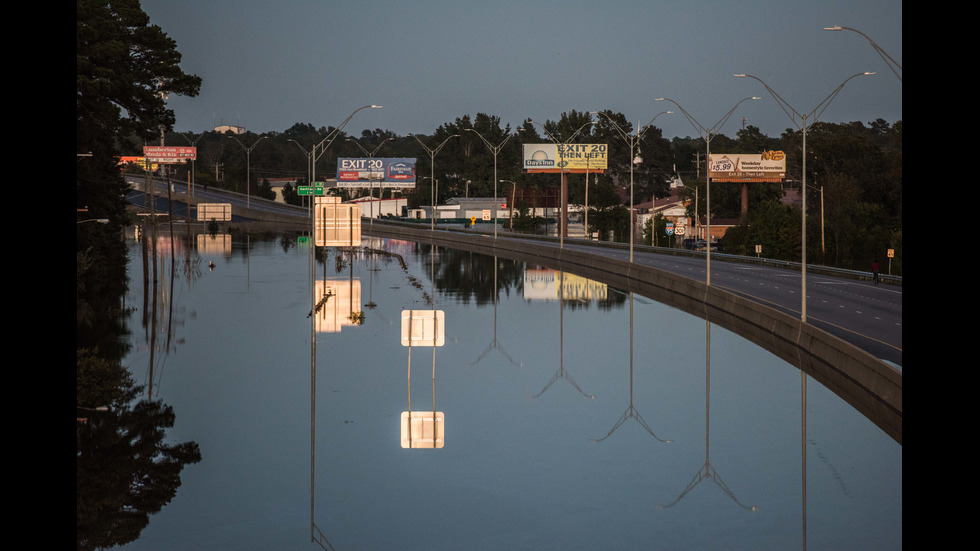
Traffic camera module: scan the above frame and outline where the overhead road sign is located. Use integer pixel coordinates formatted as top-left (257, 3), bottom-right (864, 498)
top-left (523, 144), bottom-right (606, 173)
top-left (337, 158), bottom-right (417, 188)
top-left (143, 146), bottom-right (197, 164)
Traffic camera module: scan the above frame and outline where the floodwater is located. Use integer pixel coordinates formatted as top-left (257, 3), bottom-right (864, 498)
top-left (116, 230), bottom-right (901, 551)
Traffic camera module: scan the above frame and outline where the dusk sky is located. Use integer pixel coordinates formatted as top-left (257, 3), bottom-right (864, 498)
top-left (141, 0), bottom-right (902, 141)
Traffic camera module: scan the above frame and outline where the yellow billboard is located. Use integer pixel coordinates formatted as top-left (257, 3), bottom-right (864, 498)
top-left (523, 144), bottom-right (607, 172)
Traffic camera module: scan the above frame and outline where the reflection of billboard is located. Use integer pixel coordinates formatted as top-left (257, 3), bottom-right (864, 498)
top-left (523, 269), bottom-right (607, 301)
top-left (314, 278), bottom-right (362, 333)
top-left (337, 158), bottom-right (417, 188)
top-left (709, 151), bottom-right (786, 182)
top-left (523, 144), bottom-right (607, 172)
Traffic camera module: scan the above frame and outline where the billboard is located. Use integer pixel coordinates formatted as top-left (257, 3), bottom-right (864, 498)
top-left (523, 144), bottom-right (607, 172)
top-left (337, 157), bottom-right (417, 188)
top-left (143, 146), bottom-right (197, 164)
top-left (708, 151), bottom-right (786, 182)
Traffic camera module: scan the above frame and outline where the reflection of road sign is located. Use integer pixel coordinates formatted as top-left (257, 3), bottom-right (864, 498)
top-left (401, 310), bottom-right (445, 346)
top-left (401, 411), bottom-right (444, 448)
top-left (197, 203), bottom-right (232, 222)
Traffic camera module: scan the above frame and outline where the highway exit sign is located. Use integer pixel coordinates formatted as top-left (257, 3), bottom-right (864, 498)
top-left (297, 186), bottom-right (324, 196)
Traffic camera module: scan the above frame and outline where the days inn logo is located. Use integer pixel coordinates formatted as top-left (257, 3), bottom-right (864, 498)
top-left (525, 149), bottom-right (555, 167)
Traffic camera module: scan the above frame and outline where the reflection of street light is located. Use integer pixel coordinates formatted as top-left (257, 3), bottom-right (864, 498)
top-left (411, 134), bottom-right (459, 232)
top-left (226, 134), bottom-right (268, 209)
top-left (591, 110), bottom-right (672, 262)
top-left (464, 128), bottom-right (517, 240)
top-left (655, 96), bottom-right (759, 285)
top-left (734, 72), bottom-right (874, 322)
top-left (824, 25), bottom-right (901, 82)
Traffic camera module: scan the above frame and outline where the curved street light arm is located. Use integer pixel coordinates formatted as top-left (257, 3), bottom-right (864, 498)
top-left (824, 25), bottom-right (901, 81)
top-left (463, 128), bottom-right (515, 154)
top-left (347, 136), bottom-right (393, 157)
top-left (314, 105), bottom-right (383, 162)
top-left (655, 98), bottom-right (708, 137)
top-left (734, 73), bottom-right (872, 129)
top-left (636, 110), bottom-right (673, 141)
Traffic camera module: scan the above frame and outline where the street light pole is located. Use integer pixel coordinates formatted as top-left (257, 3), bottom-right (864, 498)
top-left (226, 134), bottom-right (268, 209)
top-left (525, 119), bottom-right (597, 249)
top-left (464, 128), bottom-right (517, 240)
top-left (734, 72), bottom-right (874, 322)
top-left (412, 134), bottom-right (460, 232)
top-left (346, 137), bottom-right (394, 223)
top-left (591, 110), bottom-right (672, 262)
top-left (287, 139), bottom-right (315, 217)
top-left (654, 96), bottom-right (759, 285)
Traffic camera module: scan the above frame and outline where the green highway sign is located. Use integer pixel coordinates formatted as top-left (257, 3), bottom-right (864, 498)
top-left (297, 186), bottom-right (325, 196)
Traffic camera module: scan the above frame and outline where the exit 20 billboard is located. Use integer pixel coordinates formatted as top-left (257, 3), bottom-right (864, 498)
top-left (337, 158), bottom-right (417, 188)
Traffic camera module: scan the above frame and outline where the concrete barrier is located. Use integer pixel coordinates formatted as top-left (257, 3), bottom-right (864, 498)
top-left (365, 221), bottom-right (902, 445)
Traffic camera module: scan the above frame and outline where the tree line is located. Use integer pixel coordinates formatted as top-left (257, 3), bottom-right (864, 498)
top-left (132, 112), bottom-right (900, 274)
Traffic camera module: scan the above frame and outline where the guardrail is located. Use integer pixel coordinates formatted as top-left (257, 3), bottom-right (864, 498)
top-left (367, 218), bottom-right (902, 286)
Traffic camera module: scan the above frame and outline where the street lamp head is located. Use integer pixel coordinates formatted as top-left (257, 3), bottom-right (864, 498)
top-left (370, 105), bottom-right (383, 109)
top-left (823, 25), bottom-right (843, 31)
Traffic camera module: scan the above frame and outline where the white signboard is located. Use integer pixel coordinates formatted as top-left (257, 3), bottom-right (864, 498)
top-left (314, 196), bottom-right (361, 246)
top-left (197, 203), bottom-right (232, 222)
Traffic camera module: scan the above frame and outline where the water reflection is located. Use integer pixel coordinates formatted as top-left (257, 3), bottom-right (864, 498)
top-left (659, 321), bottom-right (756, 511)
top-left (118, 233), bottom-right (900, 551)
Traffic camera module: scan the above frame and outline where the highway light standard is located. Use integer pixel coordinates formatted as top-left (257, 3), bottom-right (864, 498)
top-left (226, 134), bottom-right (268, 209)
top-left (823, 25), bottom-right (902, 82)
top-left (734, 72), bottom-right (873, 322)
top-left (590, 110), bottom-right (672, 262)
top-left (346, 136), bottom-right (394, 223)
top-left (523, 119), bottom-right (597, 249)
top-left (463, 128), bottom-right (517, 240)
top-left (654, 96), bottom-right (759, 286)
top-left (411, 134), bottom-right (460, 232)
top-left (308, 103), bottom-right (381, 544)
